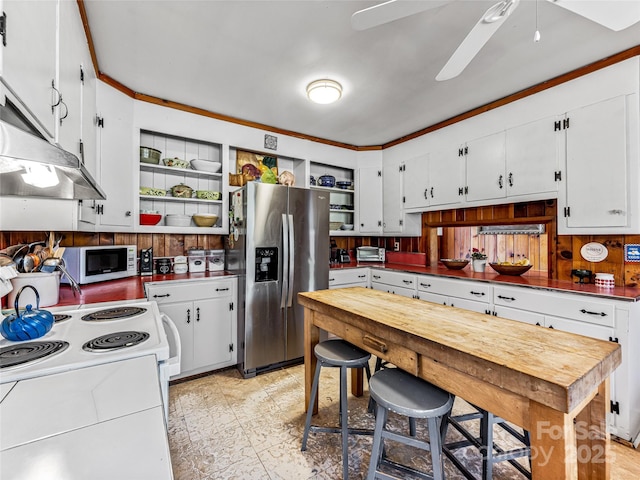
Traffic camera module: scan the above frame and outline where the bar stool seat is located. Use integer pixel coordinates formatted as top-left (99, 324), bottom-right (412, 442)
top-left (367, 368), bottom-right (453, 480)
top-left (301, 339), bottom-right (372, 480)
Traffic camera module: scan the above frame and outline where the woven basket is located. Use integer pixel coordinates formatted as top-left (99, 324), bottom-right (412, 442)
top-left (330, 222), bottom-right (343, 231)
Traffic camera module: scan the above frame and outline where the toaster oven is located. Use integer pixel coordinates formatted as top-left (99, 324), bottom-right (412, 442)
top-left (356, 246), bottom-right (385, 263)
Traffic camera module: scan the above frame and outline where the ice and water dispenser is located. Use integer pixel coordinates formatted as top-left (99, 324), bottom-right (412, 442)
top-left (255, 247), bottom-right (278, 282)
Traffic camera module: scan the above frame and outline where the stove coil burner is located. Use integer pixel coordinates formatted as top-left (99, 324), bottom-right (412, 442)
top-left (0, 341), bottom-right (70, 369)
top-left (81, 307), bottom-right (147, 322)
top-left (82, 331), bottom-right (149, 352)
top-left (54, 314), bottom-right (72, 323)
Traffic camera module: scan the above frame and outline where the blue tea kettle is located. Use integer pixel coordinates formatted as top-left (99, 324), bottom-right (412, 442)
top-left (1, 285), bottom-right (55, 341)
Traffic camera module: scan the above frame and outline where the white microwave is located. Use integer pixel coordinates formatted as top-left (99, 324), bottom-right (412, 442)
top-left (61, 245), bottom-right (137, 284)
top-left (356, 247), bottom-right (385, 263)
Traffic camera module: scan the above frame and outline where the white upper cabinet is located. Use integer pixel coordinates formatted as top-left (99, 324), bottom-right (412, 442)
top-left (78, 82), bottom-right (135, 231)
top-left (403, 150), bottom-right (464, 210)
top-left (382, 159), bottom-right (404, 234)
top-left (559, 95), bottom-right (639, 233)
top-left (357, 166), bottom-right (383, 234)
top-left (464, 131), bottom-right (506, 202)
top-left (505, 115), bottom-right (561, 198)
top-left (1, 0), bottom-right (57, 138)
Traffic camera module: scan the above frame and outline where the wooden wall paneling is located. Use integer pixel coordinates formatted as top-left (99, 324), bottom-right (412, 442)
top-left (572, 235), bottom-right (594, 275)
top-left (515, 234), bottom-right (529, 263)
top-left (493, 204), bottom-right (513, 220)
top-left (479, 206), bottom-right (494, 220)
top-left (594, 235), bottom-right (625, 285)
top-left (464, 207), bottom-right (478, 222)
top-left (556, 234), bottom-right (573, 281)
top-left (115, 233), bottom-right (138, 247)
top-left (514, 203), bottom-right (527, 218)
top-left (0, 231), bottom-right (10, 250)
top-left (427, 227), bottom-right (438, 265)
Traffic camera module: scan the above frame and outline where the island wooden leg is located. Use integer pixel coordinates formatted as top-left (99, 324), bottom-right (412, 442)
top-left (351, 368), bottom-right (364, 397)
top-left (575, 379), bottom-right (610, 480)
top-left (304, 307), bottom-right (320, 414)
top-left (529, 401), bottom-right (578, 480)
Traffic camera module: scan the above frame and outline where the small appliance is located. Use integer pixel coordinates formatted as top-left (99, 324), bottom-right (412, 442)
top-left (356, 246), bottom-right (385, 263)
top-left (338, 249), bottom-right (351, 263)
top-left (140, 248), bottom-right (153, 276)
top-left (61, 245), bottom-right (136, 284)
top-left (156, 258), bottom-right (172, 275)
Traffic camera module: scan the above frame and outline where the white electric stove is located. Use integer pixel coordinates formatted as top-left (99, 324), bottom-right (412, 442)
top-left (0, 300), bottom-right (181, 419)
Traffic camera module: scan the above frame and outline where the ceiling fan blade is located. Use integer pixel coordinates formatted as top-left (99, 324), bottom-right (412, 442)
top-left (351, 0), bottom-right (452, 31)
top-left (549, 0), bottom-right (640, 32)
top-left (436, 0), bottom-right (520, 81)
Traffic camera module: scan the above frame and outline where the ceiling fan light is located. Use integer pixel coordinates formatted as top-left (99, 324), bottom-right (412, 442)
top-left (306, 79), bottom-right (342, 104)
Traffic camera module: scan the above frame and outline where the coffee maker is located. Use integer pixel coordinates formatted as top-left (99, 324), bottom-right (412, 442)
top-left (338, 249), bottom-right (351, 263)
top-left (140, 247), bottom-right (153, 276)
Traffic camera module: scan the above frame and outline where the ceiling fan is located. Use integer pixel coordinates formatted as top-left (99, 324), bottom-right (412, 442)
top-left (351, 0), bottom-right (640, 81)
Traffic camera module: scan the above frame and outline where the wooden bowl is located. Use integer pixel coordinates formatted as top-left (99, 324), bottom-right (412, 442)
top-left (440, 259), bottom-right (469, 270)
top-left (489, 263), bottom-right (533, 276)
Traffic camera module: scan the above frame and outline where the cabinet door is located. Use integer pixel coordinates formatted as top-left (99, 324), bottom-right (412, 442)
top-left (1, 0), bottom-right (57, 138)
top-left (357, 166), bottom-right (382, 234)
top-left (159, 302), bottom-right (194, 373)
top-left (493, 305), bottom-right (544, 326)
top-left (403, 155), bottom-right (430, 209)
top-left (96, 82), bottom-right (135, 228)
top-left (505, 116), bottom-right (560, 197)
top-left (382, 160), bottom-right (403, 233)
top-left (429, 147), bottom-right (465, 207)
top-left (194, 297), bottom-right (234, 368)
top-left (371, 283), bottom-right (415, 298)
top-left (563, 96), bottom-right (629, 228)
top-left (465, 132), bottom-right (506, 202)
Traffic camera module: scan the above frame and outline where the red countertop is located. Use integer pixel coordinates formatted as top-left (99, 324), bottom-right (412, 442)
top-left (16, 260), bottom-right (639, 309)
top-left (54, 271), bottom-right (235, 307)
top-left (332, 261), bottom-right (640, 301)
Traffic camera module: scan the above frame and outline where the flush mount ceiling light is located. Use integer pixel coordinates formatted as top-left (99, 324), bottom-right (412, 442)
top-left (306, 79), bottom-right (342, 104)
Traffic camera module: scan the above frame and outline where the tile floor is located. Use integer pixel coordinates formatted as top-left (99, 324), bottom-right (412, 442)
top-left (168, 363), bottom-right (639, 480)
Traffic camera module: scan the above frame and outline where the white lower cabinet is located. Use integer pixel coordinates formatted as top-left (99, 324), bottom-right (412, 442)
top-left (416, 275), bottom-right (491, 314)
top-left (145, 277), bottom-right (237, 379)
top-left (329, 268), bottom-right (369, 289)
top-left (493, 284), bottom-right (636, 441)
top-left (370, 270), bottom-right (416, 297)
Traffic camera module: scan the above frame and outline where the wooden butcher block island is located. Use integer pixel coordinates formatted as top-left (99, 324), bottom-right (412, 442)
top-left (298, 287), bottom-right (622, 480)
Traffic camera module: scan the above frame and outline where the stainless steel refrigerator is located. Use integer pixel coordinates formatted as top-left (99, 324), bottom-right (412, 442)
top-left (226, 182), bottom-right (329, 378)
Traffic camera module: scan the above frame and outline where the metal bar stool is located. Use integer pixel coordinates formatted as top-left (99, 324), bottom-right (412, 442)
top-left (443, 402), bottom-right (531, 479)
top-left (367, 368), bottom-right (454, 480)
top-left (301, 339), bottom-right (373, 480)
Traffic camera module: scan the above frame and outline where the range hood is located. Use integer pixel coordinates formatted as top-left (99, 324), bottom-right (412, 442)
top-left (478, 224), bottom-right (545, 235)
top-left (0, 101), bottom-right (106, 200)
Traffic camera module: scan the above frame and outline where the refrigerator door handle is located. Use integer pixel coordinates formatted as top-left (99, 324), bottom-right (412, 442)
top-left (287, 213), bottom-right (295, 307)
top-left (281, 213), bottom-right (289, 308)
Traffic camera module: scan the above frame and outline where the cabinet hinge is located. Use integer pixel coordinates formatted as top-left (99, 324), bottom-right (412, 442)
top-left (0, 12), bottom-right (6, 47)
top-left (229, 343), bottom-right (234, 352)
top-left (609, 336), bottom-right (619, 343)
top-left (610, 401), bottom-right (620, 415)
top-left (229, 302), bottom-right (234, 311)
top-left (564, 206), bottom-right (570, 217)
top-left (80, 66), bottom-right (84, 84)
top-left (378, 220), bottom-right (382, 227)
top-left (402, 196), bottom-right (405, 203)
top-left (458, 187), bottom-right (463, 196)
top-left (96, 115), bottom-right (104, 128)
top-left (554, 120), bottom-right (562, 131)
top-left (399, 219), bottom-right (403, 226)
top-left (554, 171), bottom-right (562, 182)
top-left (563, 117), bottom-right (570, 129)
top-left (79, 140), bottom-right (85, 164)
top-left (377, 170), bottom-right (381, 177)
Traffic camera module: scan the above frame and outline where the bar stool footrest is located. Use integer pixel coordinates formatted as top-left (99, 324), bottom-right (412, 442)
top-left (378, 457), bottom-right (438, 480)
top-left (308, 425), bottom-right (374, 436)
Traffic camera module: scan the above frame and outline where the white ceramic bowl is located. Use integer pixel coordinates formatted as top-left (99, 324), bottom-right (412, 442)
top-left (165, 214), bottom-right (191, 227)
top-left (190, 159), bottom-right (222, 173)
top-left (340, 224), bottom-right (354, 231)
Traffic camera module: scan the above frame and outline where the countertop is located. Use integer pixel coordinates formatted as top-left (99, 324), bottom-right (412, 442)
top-left (16, 260), bottom-right (640, 309)
top-left (332, 261), bottom-right (640, 301)
top-left (54, 271), bottom-right (235, 307)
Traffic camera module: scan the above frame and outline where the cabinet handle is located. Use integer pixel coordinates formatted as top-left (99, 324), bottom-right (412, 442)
top-left (420, 283), bottom-right (431, 288)
top-left (329, 278), bottom-right (335, 282)
top-left (535, 322), bottom-right (542, 326)
top-left (548, 325), bottom-right (555, 329)
top-left (430, 187), bottom-right (434, 198)
top-left (51, 81), bottom-right (62, 110)
top-left (470, 291), bottom-right (485, 296)
top-left (152, 293), bottom-right (171, 298)
top-left (424, 189), bottom-right (429, 199)
top-left (498, 175), bottom-right (504, 189)
top-left (608, 209), bottom-right (624, 215)
top-left (196, 307), bottom-right (200, 322)
top-left (358, 275), bottom-right (366, 279)
top-left (216, 287), bottom-right (230, 291)
top-left (402, 279), bottom-right (413, 284)
top-left (186, 308), bottom-right (191, 324)
top-left (508, 172), bottom-right (513, 187)
top-left (373, 275), bottom-right (381, 279)
top-left (58, 100), bottom-right (68, 125)
top-left (125, 211), bottom-right (132, 217)
top-left (497, 295), bottom-right (515, 301)
top-left (580, 309), bottom-right (607, 317)
top-left (363, 335), bottom-right (388, 354)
